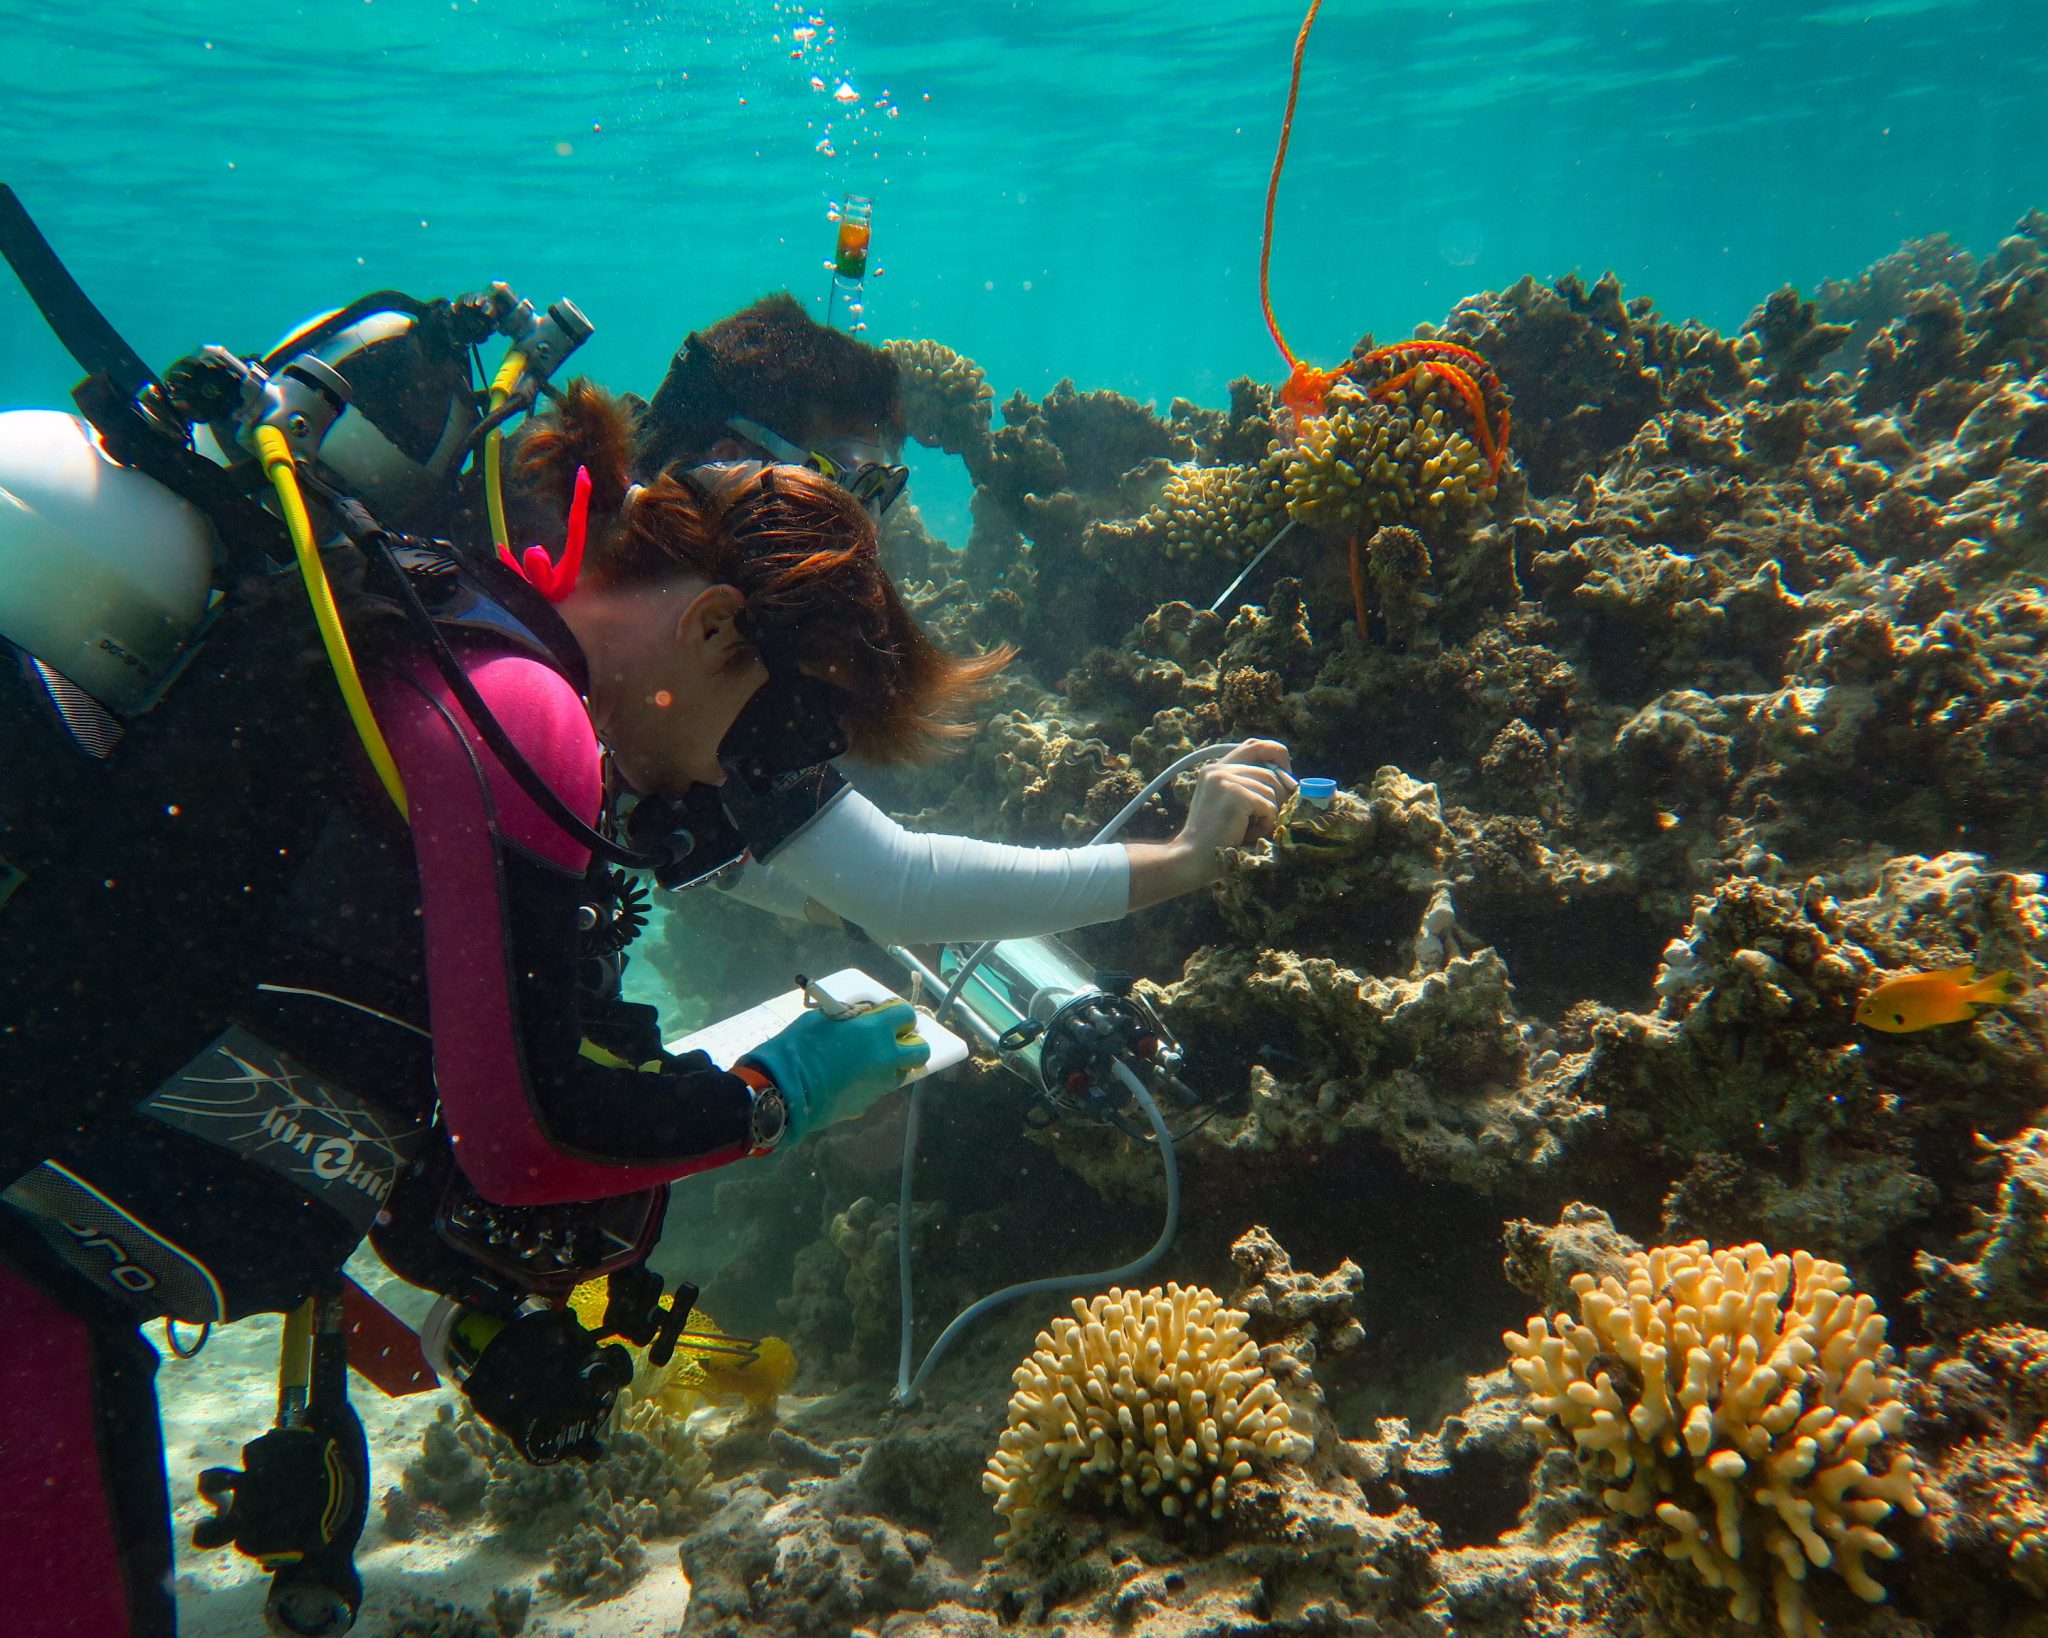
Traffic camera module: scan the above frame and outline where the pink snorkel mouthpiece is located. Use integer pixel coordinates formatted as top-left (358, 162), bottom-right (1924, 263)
top-left (497, 464), bottom-right (591, 603)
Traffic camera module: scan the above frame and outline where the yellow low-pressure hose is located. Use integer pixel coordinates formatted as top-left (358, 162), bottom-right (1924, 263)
top-left (484, 350), bottom-right (528, 552)
top-left (253, 425), bottom-right (409, 818)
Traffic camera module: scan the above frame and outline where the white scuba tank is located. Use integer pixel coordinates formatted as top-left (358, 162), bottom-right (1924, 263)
top-left (0, 410), bottom-right (218, 713)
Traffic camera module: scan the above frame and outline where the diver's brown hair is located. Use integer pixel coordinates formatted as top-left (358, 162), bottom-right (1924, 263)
top-left (518, 380), bottom-right (1007, 761)
top-left (638, 293), bottom-right (903, 472)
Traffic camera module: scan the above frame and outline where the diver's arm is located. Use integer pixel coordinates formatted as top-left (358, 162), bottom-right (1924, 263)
top-left (375, 652), bottom-right (753, 1206)
top-left (743, 787), bottom-right (1132, 944)
top-left (728, 746), bottom-right (1296, 938)
top-left (1121, 839), bottom-right (1223, 911)
top-left (1124, 752), bottom-right (1295, 908)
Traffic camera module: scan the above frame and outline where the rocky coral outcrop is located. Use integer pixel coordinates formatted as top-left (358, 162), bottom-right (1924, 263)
top-left (667, 225), bottom-right (2048, 1638)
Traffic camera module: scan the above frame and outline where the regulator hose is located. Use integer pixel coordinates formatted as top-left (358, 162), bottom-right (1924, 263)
top-left (483, 351), bottom-right (527, 552)
top-left (253, 425), bottom-right (408, 817)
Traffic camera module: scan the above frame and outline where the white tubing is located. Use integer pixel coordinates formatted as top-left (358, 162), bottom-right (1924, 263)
top-left (892, 1058), bottom-right (1179, 1405)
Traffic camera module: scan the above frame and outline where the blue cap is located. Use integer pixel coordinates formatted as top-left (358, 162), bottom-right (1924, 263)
top-left (1297, 777), bottom-right (1339, 806)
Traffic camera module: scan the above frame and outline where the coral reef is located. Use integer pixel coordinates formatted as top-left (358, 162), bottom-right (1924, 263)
top-left (678, 1460), bottom-right (977, 1638)
top-left (663, 220), bottom-right (2048, 1636)
top-left (1507, 1238), bottom-right (1926, 1636)
top-left (376, 1588), bottom-right (531, 1638)
top-left (1910, 1127), bottom-right (2048, 1336)
top-left (983, 1283), bottom-right (1314, 1545)
top-left (1909, 1323), bottom-right (2048, 1629)
top-left (1083, 460), bottom-right (1281, 604)
top-left (886, 338), bottom-right (995, 458)
top-left (395, 1406), bottom-right (706, 1605)
top-left (1228, 1223), bottom-right (1365, 1368)
top-left (783, 1193), bottom-right (932, 1378)
top-left (1279, 380), bottom-right (1495, 540)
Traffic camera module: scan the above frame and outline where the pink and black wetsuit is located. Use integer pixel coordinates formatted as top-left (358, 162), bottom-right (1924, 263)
top-left (0, 574), bottom-right (755, 1636)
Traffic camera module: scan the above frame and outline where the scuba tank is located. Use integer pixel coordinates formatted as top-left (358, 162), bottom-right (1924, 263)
top-left (0, 409), bottom-right (218, 713)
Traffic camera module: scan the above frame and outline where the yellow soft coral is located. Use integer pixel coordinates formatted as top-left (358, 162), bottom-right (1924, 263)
top-left (1505, 1241), bottom-right (1927, 1637)
top-left (983, 1283), bottom-right (1312, 1548)
top-left (1281, 379), bottom-right (1493, 535)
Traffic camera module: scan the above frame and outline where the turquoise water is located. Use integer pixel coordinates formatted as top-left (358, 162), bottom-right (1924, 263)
top-left (4, 0), bottom-right (2046, 440)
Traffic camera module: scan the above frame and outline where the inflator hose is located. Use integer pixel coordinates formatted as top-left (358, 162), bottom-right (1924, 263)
top-left (893, 1058), bottom-right (1179, 1405)
top-left (483, 352), bottom-right (527, 551)
top-left (253, 425), bottom-right (408, 817)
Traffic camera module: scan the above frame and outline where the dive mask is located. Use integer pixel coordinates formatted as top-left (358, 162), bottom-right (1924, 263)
top-left (726, 414), bottom-right (909, 520)
top-left (618, 646), bottom-right (854, 891)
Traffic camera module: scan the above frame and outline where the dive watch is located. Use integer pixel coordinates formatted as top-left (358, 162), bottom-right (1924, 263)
top-left (734, 1063), bottom-right (788, 1155)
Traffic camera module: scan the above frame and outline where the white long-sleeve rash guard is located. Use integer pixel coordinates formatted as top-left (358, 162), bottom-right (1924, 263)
top-left (714, 786), bottom-right (1131, 944)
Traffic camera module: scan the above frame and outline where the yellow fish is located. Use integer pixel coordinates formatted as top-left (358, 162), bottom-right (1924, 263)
top-left (1855, 965), bottom-right (2026, 1033)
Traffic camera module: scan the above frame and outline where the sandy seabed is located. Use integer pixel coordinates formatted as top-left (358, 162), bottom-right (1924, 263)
top-left (160, 1248), bottom-right (693, 1637)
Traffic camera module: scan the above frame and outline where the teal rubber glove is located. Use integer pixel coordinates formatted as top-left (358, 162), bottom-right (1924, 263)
top-left (740, 1000), bottom-right (931, 1142)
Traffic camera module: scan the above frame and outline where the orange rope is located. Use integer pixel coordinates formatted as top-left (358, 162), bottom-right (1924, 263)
top-left (1260, 0), bottom-right (1348, 419)
top-left (1258, 0), bottom-right (1514, 479)
top-left (1356, 339), bottom-right (1496, 376)
top-left (1364, 350), bottom-right (1510, 481)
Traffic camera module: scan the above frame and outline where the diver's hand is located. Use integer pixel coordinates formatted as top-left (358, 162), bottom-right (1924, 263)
top-left (1124, 742), bottom-right (1296, 910)
top-left (1179, 741), bottom-right (1296, 855)
top-left (741, 1001), bottom-right (931, 1141)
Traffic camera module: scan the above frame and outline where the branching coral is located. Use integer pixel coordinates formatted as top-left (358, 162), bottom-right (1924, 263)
top-left (1082, 460), bottom-right (1283, 602)
top-left (982, 1283), bottom-right (1312, 1546)
top-left (1280, 381), bottom-right (1495, 538)
top-left (1351, 339), bottom-right (1514, 482)
top-left (1505, 1240), bottom-right (1927, 1636)
top-left (885, 338), bottom-right (995, 459)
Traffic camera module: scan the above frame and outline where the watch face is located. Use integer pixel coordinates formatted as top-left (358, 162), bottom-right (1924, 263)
top-left (753, 1086), bottom-right (788, 1149)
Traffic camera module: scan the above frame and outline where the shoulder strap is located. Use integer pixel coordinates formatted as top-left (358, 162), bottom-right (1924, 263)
top-left (322, 501), bottom-right (654, 871)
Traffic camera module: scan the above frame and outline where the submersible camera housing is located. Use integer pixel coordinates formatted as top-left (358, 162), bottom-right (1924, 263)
top-left (930, 935), bottom-right (1194, 1132)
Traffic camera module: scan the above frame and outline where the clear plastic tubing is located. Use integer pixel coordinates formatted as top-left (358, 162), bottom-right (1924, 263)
top-left (893, 1057), bottom-right (1179, 1405)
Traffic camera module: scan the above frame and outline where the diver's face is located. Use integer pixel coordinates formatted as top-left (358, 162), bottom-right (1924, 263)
top-left (558, 578), bottom-right (769, 794)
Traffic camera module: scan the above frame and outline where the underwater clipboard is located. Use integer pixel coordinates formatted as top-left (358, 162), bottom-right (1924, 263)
top-left (669, 967), bottom-right (968, 1082)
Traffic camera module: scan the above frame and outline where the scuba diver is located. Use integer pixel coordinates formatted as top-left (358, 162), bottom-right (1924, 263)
top-left (0, 187), bottom-right (1291, 1634)
top-left (620, 291), bottom-right (1300, 943)
top-left (0, 210), bottom-right (953, 1636)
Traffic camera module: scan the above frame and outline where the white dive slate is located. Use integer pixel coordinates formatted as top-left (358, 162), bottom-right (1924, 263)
top-left (667, 966), bottom-right (968, 1083)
